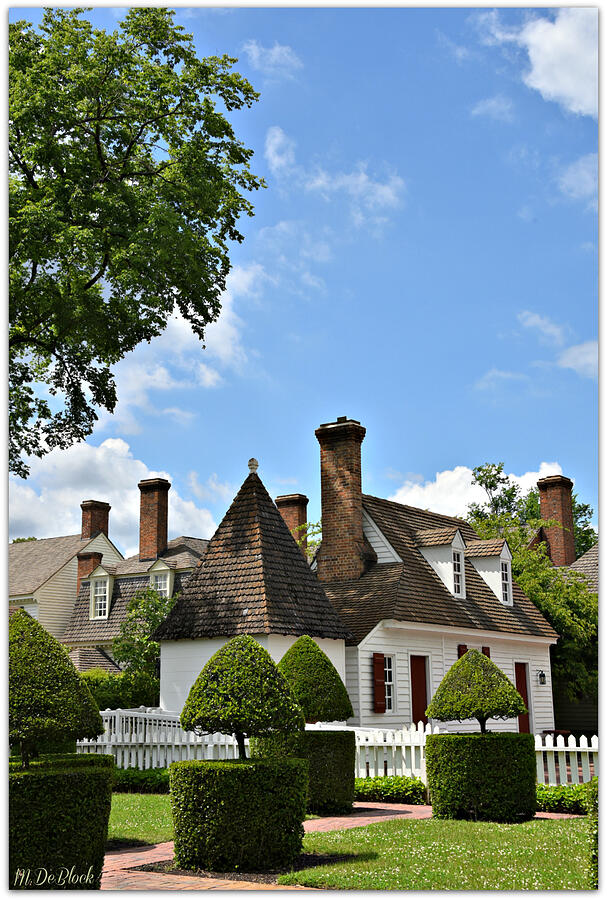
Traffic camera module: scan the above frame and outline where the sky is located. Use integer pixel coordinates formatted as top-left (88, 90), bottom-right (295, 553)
top-left (8, 5), bottom-right (598, 557)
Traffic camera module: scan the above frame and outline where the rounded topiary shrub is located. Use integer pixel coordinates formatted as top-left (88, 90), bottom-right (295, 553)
top-left (425, 732), bottom-right (536, 822)
top-left (278, 635), bottom-right (353, 723)
top-left (170, 758), bottom-right (308, 871)
top-left (251, 730), bottom-right (355, 814)
top-left (9, 762), bottom-right (115, 890)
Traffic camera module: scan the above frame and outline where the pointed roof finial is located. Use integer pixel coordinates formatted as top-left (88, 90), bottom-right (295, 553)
top-left (248, 458), bottom-right (259, 474)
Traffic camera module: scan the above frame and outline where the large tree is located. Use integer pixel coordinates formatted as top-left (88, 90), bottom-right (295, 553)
top-left (112, 587), bottom-right (177, 678)
top-left (468, 464), bottom-right (598, 701)
top-left (9, 8), bottom-right (264, 477)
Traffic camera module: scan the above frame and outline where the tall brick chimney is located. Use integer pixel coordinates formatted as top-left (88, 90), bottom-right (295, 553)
top-left (276, 494), bottom-right (309, 552)
top-left (315, 416), bottom-right (366, 582)
top-left (80, 500), bottom-right (111, 540)
top-left (138, 478), bottom-right (171, 561)
top-left (537, 475), bottom-right (576, 566)
top-left (77, 550), bottom-right (103, 594)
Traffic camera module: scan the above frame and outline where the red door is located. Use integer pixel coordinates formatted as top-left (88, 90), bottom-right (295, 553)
top-left (515, 662), bottom-right (531, 733)
top-left (410, 655), bottom-right (428, 725)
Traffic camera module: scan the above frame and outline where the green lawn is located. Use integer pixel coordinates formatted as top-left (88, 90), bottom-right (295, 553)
top-left (279, 817), bottom-right (590, 890)
top-left (108, 795), bottom-right (590, 890)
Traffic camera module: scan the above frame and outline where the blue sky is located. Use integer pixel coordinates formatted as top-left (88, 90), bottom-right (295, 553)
top-left (9, 6), bottom-right (598, 556)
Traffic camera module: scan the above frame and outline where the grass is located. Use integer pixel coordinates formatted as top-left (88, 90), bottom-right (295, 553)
top-left (278, 818), bottom-right (590, 890)
top-left (108, 794), bottom-right (173, 846)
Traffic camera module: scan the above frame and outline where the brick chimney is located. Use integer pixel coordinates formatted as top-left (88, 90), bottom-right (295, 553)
top-left (77, 550), bottom-right (103, 594)
top-left (315, 416), bottom-right (366, 582)
top-left (80, 500), bottom-right (111, 540)
top-left (138, 478), bottom-right (171, 561)
top-left (276, 494), bottom-right (309, 552)
top-left (537, 475), bottom-right (576, 566)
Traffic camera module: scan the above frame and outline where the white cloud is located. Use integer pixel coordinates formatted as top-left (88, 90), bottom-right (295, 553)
top-left (558, 153), bottom-right (598, 210)
top-left (470, 94), bottom-right (514, 123)
top-left (518, 311), bottom-right (565, 346)
top-left (437, 31), bottom-right (472, 64)
top-left (9, 439), bottom-right (217, 557)
top-left (389, 461), bottom-right (563, 519)
top-left (474, 368), bottom-right (529, 391)
top-left (264, 126), bottom-right (296, 175)
top-left (241, 39), bottom-right (303, 79)
top-left (477, 9), bottom-right (598, 118)
top-left (188, 471), bottom-right (235, 503)
top-left (557, 340), bottom-right (598, 379)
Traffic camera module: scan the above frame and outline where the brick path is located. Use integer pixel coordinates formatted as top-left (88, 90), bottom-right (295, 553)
top-left (101, 801), bottom-right (580, 890)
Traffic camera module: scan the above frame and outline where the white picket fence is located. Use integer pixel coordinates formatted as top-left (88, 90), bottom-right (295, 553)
top-left (76, 708), bottom-right (598, 786)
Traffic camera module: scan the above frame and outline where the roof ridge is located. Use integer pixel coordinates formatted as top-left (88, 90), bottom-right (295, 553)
top-left (363, 493), bottom-right (471, 527)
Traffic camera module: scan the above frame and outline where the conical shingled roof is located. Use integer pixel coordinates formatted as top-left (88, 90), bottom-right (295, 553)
top-left (154, 471), bottom-right (351, 642)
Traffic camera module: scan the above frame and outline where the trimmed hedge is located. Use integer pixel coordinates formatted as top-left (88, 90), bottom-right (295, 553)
top-left (354, 775), bottom-right (426, 805)
top-left (82, 667), bottom-right (159, 710)
top-left (113, 766), bottom-right (170, 794)
top-left (170, 758), bottom-right (308, 871)
top-left (251, 730), bottom-right (355, 814)
top-left (9, 753), bottom-right (114, 772)
top-left (426, 732), bottom-right (536, 822)
top-left (278, 636), bottom-right (353, 723)
top-left (584, 777), bottom-right (598, 889)
top-left (9, 763), bottom-right (114, 890)
top-left (536, 782), bottom-right (589, 814)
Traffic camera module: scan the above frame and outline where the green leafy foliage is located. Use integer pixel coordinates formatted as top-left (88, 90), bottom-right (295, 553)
top-left (251, 730), bottom-right (355, 814)
top-left (170, 758), bottom-right (308, 871)
top-left (81, 667), bottom-right (159, 709)
top-left (425, 732), bottom-right (537, 822)
top-left (468, 464), bottom-right (598, 701)
top-left (278, 635), bottom-right (353, 723)
top-left (354, 775), bottom-right (426, 805)
top-left (294, 520), bottom-right (322, 562)
top-left (535, 782), bottom-right (590, 815)
top-left (112, 588), bottom-right (176, 678)
top-left (11, 536), bottom-right (36, 542)
top-left (584, 777), bottom-right (598, 889)
top-left (113, 767), bottom-right (170, 794)
top-left (180, 635), bottom-right (304, 758)
top-left (9, 753), bottom-right (115, 771)
top-left (9, 763), bottom-right (114, 889)
top-left (9, 610), bottom-right (103, 765)
top-left (9, 7), bottom-right (264, 476)
top-left (425, 649), bottom-right (526, 732)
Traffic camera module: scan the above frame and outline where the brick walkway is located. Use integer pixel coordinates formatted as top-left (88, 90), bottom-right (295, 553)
top-left (101, 801), bottom-right (580, 890)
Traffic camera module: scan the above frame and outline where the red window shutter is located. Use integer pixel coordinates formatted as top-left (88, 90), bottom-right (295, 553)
top-left (373, 653), bottom-right (386, 713)
top-left (482, 646), bottom-right (491, 658)
top-left (457, 644), bottom-right (468, 658)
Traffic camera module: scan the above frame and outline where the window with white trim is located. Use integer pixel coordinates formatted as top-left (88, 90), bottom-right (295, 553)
top-left (384, 656), bottom-right (394, 711)
top-left (453, 550), bottom-right (463, 596)
top-left (151, 572), bottom-right (169, 597)
top-left (92, 579), bottom-right (109, 618)
top-left (501, 561), bottom-right (512, 605)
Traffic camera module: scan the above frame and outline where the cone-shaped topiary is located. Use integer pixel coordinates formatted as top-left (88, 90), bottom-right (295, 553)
top-left (278, 635), bottom-right (353, 723)
top-left (9, 610), bottom-right (104, 766)
top-left (426, 649), bottom-right (527, 733)
top-left (181, 635), bottom-right (304, 759)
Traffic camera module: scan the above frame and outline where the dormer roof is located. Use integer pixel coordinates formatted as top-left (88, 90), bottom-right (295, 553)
top-left (465, 538), bottom-right (508, 557)
top-left (154, 471), bottom-right (351, 642)
top-left (414, 526), bottom-right (460, 547)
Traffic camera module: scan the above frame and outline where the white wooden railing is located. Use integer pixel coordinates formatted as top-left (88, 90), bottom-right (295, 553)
top-left (77, 708), bottom-right (598, 786)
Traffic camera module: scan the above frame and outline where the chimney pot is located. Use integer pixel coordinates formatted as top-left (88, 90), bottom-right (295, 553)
top-left (80, 500), bottom-right (111, 540)
top-left (537, 474), bottom-right (576, 566)
top-left (138, 478), bottom-right (171, 561)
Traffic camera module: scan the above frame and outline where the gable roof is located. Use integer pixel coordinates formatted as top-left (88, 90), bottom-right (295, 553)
top-left (569, 542), bottom-right (598, 592)
top-left (9, 534), bottom-right (90, 596)
top-left (154, 472), bottom-right (351, 642)
top-left (465, 538), bottom-right (508, 557)
top-left (112, 536), bottom-right (208, 576)
top-left (68, 646), bottom-right (122, 674)
top-left (324, 495), bottom-right (558, 645)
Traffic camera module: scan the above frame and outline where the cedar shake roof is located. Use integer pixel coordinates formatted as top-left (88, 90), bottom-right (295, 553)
top-left (465, 538), bottom-right (507, 557)
top-left (569, 543), bottom-right (598, 592)
top-left (61, 572), bottom-right (189, 644)
top-left (324, 495), bottom-right (558, 646)
top-left (414, 526), bottom-right (460, 547)
top-left (112, 536), bottom-right (208, 575)
top-left (9, 534), bottom-right (90, 596)
top-left (68, 646), bottom-right (122, 674)
top-left (154, 472), bottom-right (351, 642)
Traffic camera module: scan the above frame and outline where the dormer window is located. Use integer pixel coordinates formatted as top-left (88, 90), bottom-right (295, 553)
top-left (151, 572), bottom-right (169, 597)
top-left (92, 578), bottom-right (109, 618)
top-left (501, 560), bottom-right (512, 605)
top-left (453, 550), bottom-right (464, 596)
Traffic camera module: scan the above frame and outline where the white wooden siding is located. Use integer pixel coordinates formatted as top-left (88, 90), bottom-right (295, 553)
top-left (345, 645), bottom-right (360, 723)
top-left (362, 510), bottom-right (401, 563)
top-left (349, 622), bottom-right (554, 733)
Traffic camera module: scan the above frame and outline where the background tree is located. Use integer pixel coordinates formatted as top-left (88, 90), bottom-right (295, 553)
top-left (181, 635), bottom-right (304, 759)
top-left (294, 520), bottom-right (322, 562)
top-left (468, 464), bottom-right (598, 701)
top-left (9, 7), bottom-right (264, 477)
top-left (113, 587), bottom-right (177, 678)
top-left (11, 536), bottom-right (37, 543)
